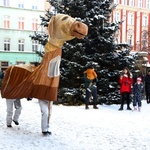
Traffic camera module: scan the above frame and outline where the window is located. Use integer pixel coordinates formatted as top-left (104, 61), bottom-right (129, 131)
top-left (3, 0), bottom-right (9, 6)
top-left (114, 30), bottom-right (120, 44)
top-left (18, 0), bottom-right (24, 8)
top-left (32, 5), bottom-right (37, 10)
top-left (32, 18), bottom-right (38, 31)
top-left (114, 0), bottom-right (119, 3)
top-left (0, 61), bottom-right (9, 71)
top-left (127, 29), bottom-right (133, 45)
top-left (1, 61), bottom-right (9, 67)
top-left (142, 16), bottom-right (148, 27)
top-left (114, 11), bottom-right (120, 22)
top-left (122, 0), bottom-right (127, 5)
top-left (128, 37), bottom-right (132, 45)
top-left (138, 0), bottom-right (142, 7)
top-left (129, 0), bottom-right (134, 6)
top-left (16, 61), bottom-right (25, 65)
top-left (18, 17), bottom-right (24, 30)
top-left (32, 41), bottom-right (38, 52)
top-left (4, 38), bottom-right (10, 51)
top-left (146, 0), bottom-right (150, 9)
top-left (4, 15), bottom-right (10, 28)
top-left (18, 39), bottom-right (24, 51)
top-left (32, 0), bottom-right (38, 10)
top-left (128, 13), bottom-right (134, 25)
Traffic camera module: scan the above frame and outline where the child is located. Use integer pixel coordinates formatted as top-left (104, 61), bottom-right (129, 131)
top-left (132, 77), bottom-right (144, 112)
top-left (84, 66), bottom-right (97, 92)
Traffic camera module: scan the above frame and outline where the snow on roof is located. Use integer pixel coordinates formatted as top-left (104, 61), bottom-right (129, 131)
top-left (146, 63), bottom-right (150, 67)
top-left (130, 51), bottom-right (148, 56)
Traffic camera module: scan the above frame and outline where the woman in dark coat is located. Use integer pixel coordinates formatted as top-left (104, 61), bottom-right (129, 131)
top-left (145, 70), bottom-right (150, 104)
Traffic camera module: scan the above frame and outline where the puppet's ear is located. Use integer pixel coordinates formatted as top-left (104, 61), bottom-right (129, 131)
top-left (48, 16), bottom-right (55, 38)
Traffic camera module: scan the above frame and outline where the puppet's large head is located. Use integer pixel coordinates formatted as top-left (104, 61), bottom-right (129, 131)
top-left (48, 14), bottom-right (88, 48)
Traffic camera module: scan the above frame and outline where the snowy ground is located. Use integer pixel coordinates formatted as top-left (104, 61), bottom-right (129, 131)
top-left (0, 95), bottom-right (150, 150)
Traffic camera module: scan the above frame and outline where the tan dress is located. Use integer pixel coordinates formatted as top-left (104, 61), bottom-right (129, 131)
top-left (1, 43), bottom-right (62, 101)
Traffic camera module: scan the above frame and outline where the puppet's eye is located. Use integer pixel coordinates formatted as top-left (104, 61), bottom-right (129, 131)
top-left (62, 16), bottom-right (68, 21)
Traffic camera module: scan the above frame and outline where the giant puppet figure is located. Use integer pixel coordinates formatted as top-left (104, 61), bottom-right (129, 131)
top-left (1, 14), bottom-right (88, 101)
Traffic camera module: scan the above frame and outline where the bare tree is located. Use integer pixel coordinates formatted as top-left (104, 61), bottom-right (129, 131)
top-left (141, 29), bottom-right (150, 53)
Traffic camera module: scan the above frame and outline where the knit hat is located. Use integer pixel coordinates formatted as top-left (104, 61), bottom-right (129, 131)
top-left (137, 77), bottom-right (142, 81)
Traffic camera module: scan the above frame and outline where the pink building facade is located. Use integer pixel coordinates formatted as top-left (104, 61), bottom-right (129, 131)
top-left (113, 0), bottom-right (150, 53)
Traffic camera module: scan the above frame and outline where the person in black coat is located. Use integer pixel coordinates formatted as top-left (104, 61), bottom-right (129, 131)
top-left (145, 70), bottom-right (150, 104)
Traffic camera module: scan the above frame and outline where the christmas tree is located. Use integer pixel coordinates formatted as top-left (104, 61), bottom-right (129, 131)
top-left (30, 0), bottom-right (136, 105)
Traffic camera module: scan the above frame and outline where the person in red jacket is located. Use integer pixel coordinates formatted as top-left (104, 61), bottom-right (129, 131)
top-left (118, 67), bottom-right (133, 111)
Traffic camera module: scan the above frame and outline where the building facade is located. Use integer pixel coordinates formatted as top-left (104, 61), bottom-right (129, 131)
top-left (1, 0), bottom-right (150, 71)
top-left (0, 0), bottom-right (46, 71)
top-left (113, 0), bottom-right (150, 54)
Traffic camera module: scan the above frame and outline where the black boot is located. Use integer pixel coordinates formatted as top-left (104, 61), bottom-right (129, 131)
top-left (118, 104), bottom-right (123, 111)
top-left (127, 107), bottom-right (132, 110)
top-left (27, 97), bottom-right (32, 101)
top-left (127, 105), bottom-right (132, 110)
top-left (118, 107), bottom-right (123, 111)
top-left (42, 131), bottom-right (52, 136)
top-left (127, 98), bottom-right (131, 110)
top-left (13, 120), bottom-right (19, 125)
top-left (7, 125), bottom-right (12, 128)
top-left (93, 105), bottom-right (98, 109)
top-left (85, 105), bottom-right (89, 109)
